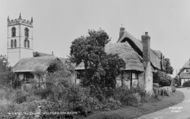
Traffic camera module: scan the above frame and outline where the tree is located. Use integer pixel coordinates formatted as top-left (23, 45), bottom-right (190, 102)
top-left (0, 55), bottom-right (14, 87)
top-left (164, 58), bottom-right (174, 74)
top-left (0, 55), bottom-right (10, 72)
top-left (70, 29), bottom-right (125, 94)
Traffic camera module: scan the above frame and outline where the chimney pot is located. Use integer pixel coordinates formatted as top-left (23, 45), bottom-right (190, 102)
top-left (119, 27), bottom-right (125, 41)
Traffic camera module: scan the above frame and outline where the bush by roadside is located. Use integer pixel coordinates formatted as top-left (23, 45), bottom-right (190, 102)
top-left (153, 71), bottom-right (172, 86)
top-left (183, 81), bottom-right (190, 87)
top-left (86, 90), bottom-right (184, 119)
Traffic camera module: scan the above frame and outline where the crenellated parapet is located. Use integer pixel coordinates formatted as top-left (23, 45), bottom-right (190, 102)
top-left (7, 13), bottom-right (33, 27)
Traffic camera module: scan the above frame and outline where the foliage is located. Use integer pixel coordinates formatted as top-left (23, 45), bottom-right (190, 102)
top-left (13, 89), bottom-right (29, 104)
top-left (159, 79), bottom-right (171, 86)
top-left (163, 58), bottom-right (174, 74)
top-left (183, 80), bottom-right (190, 87)
top-left (45, 67), bottom-right (74, 102)
top-left (174, 76), bottom-right (181, 87)
top-left (101, 97), bottom-right (121, 111)
top-left (153, 71), bottom-right (172, 86)
top-left (0, 55), bottom-right (10, 72)
top-left (70, 29), bottom-right (125, 94)
top-left (0, 55), bottom-right (15, 88)
top-left (113, 87), bottom-right (143, 106)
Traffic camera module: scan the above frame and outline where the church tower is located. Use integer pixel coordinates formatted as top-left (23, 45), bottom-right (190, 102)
top-left (7, 14), bottom-right (34, 66)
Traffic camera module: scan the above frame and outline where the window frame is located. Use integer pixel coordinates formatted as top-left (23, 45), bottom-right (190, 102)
top-left (25, 27), bottom-right (29, 37)
top-left (24, 39), bottom-right (30, 48)
top-left (11, 40), bottom-right (14, 48)
top-left (132, 72), bottom-right (138, 80)
top-left (12, 27), bottom-right (16, 37)
top-left (14, 39), bottom-right (17, 48)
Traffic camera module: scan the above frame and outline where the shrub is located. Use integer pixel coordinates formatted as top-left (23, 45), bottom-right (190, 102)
top-left (159, 79), bottom-right (171, 86)
top-left (13, 89), bottom-right (29, 104)
top-left (153, 71), bottom-right (172, 87)
top-left (101, 97), bottom-right (121, 111)
top-left (0, 103), bottom-right (18, 119)
top-left (159, 86), bottom-right (172, 96)
top-left (33, 88), bottom-right (52, 99)
top-left (113, 87), bottom-right (142, 106)
top-left (183, 81), bottom-right (190, 87)
top-left (66, 85), bottom-right (97, 116)
top-left (174, 77), bottom-right (181, 87)
top-left (0, 100), bottom-right (70, 119)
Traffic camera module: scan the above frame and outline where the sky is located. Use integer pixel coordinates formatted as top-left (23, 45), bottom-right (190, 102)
top-left (0, 0), bottom-right (190, 74)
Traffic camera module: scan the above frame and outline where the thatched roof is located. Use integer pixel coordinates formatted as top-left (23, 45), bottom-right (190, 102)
top-left (118, 31), bottom-right (162, 70)
top-left (105, 42), bottom-right (144, 71)
top-left (75, 42), bottom-right (144, 72)
top-left (13, 56), bottom-right (60, 73)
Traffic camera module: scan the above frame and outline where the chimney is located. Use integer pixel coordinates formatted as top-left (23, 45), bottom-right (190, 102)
top-left (141, 32), bottom-right (153, 95)
top-left (119, 27), bottom-right (125, 40)
top-left (19, 13), bottom-right (22, 19)
top-left (142, 32), bottom-right (151, 64)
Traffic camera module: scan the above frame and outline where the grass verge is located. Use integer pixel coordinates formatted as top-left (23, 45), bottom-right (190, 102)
top-left (85, 90), bottom-right (184, 119)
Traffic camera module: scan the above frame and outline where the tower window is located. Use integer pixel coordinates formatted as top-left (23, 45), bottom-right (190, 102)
top-left (24, 39), bottom-right (30, 48)
top-left (11, 40), bottom-right (14, 48)
top-left (25, 28), bottom-right (29, 37)
top-left (12, 27), bottom-right (16, 37)
top-left (27, 40), bottom-right (30, 48)
top-left (14, 40), bottom-right (17, 48)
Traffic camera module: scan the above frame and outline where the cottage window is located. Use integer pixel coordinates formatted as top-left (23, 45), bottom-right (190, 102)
top-left (24, 73), bottom-right (34, 83)
top-left (132, 73), bottom-right (138, 79)
top-left (186, 69), bottom-right (190, 73)
top-left (12, 27), bottom-right (16, 37)
top-left (131, 72), bottom-right (139, 88)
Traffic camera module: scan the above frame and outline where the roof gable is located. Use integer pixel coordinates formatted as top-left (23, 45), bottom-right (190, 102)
top-left (178, 59), bottom-right (190, 75)
top-left (182, 59), bottom-right (190, 69)
top-left (105, 42), bottom-right (144, 71)
top-left (118, 31), bottom-right (162, 70)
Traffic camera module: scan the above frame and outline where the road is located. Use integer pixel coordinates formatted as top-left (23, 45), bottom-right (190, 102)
top-left (136, 88), bottom-right (190, 119)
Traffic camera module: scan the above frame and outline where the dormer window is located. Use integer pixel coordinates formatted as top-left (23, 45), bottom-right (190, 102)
top-left (12, 27), bottom-right (16, 37)
top-left (25, 28), bottom-right (29, 37)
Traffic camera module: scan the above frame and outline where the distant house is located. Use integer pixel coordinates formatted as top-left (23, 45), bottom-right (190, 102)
top-left (177, 59), bottom-right (190, 86)
top-left (75, 27), bottom-right (166, 93)
top-left (12, 56), bottom-right (76, 89)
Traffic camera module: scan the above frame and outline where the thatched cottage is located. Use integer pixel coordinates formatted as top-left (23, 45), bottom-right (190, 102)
top-left (107, 27), bottom-right (166, 92)
top-left (75, 27), bottom-right (166, 94)
top-left (177, 59), bottom-right (190, 85)
top-left (12, 56), bottom-right (76, 89)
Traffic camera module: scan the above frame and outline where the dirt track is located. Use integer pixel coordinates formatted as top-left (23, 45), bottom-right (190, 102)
top-left (136, 88), bottom-right (190, 119)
